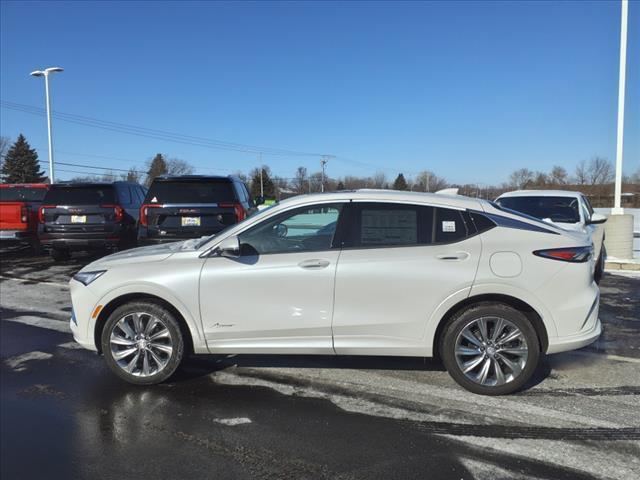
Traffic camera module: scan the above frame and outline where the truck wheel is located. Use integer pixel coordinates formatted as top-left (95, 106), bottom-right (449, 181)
top-left (51, 248), bottom-right (71, 261)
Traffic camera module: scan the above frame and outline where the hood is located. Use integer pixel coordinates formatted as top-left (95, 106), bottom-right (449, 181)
top-left (83, 238), bottom-right (204, 269)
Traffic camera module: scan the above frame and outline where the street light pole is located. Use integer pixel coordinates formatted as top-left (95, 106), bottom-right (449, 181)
top-left (613, 0), bottom-right (628, 215)
top-left (30, 67), bottom-right (63, 184)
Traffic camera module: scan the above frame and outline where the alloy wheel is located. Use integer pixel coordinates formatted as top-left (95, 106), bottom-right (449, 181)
top-left (109, 312), bottom-right (174, 377)
top-left (454, 316), bottom-right (529, 387)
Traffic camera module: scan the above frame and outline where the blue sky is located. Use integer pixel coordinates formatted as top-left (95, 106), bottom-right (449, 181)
top-left (1, 0), bottom-right (638, 184)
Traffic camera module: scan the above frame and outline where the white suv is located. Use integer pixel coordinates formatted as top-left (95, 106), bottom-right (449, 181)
top-left (495, 190), bottom-right (607, 282)
top-left (70, 190), bottom-right (601, 395)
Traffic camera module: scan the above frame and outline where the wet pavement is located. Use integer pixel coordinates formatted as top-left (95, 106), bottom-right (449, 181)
top-left (1, 247), bottom-right (639, 479)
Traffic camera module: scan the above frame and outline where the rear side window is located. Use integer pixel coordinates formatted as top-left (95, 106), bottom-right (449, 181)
top-left (44, 185), bottom-right (115, 204)
top-left (434, 207), bottom-right (469, 243)
top-left (496, 196), bottom-right (580, 224)
top-left (145, 180), bottom-right (235, 204)
top-left (115, 184), bottom-right (132, 205)
top-left (344, 202), bottom-right (474, 248)
top-left (0, 187), bottom-right (47, 202)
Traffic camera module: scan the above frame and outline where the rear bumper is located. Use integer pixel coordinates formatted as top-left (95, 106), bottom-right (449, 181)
top-left (40, 232), bottom-right (123, 250)
top-left (0, 230), bottom-right (34, 241)
top-left (546, 318), bottom-right (602, 354)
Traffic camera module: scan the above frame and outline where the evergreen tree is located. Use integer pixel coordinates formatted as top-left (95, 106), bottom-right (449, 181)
top-left (392, 173), bottom-right (408, 191)
top-left (145, 153), bottom-right (167, 186)
top-left (1, 134), bottom-right (45, 183)
top-left (336, 181), bottom-right (345, 191)
top-left (249, 166), bottom-right (275, 199)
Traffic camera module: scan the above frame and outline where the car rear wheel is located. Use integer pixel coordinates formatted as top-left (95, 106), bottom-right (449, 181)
top-left (441, 302), bottom-right (540, 395)
top-left (101, 301), bottom-right (184, 385)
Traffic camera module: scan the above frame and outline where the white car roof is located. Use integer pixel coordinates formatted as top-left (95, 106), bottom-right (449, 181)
top-left (497, 189), bottom-right (583, 199)
top-left (275, 189), bottom-right (487, 211)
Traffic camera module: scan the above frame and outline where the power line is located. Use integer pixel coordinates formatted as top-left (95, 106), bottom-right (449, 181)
top-left (1, 100), bottom-right (329, 158)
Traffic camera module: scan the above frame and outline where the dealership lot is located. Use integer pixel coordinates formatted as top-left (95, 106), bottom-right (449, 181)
top-left (1, 246), bottom-right (639, 480)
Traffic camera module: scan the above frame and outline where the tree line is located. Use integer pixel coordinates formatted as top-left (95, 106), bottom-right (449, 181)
top-left (1, 133), bottom-right (638, 207)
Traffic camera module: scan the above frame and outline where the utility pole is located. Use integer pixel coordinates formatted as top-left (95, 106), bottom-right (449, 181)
top-left (320, 155), bottom-right (333, 192)
top-left (30, 67), bottom-right (64, 183)
top-left (613, 0), bottom-right (628, 214)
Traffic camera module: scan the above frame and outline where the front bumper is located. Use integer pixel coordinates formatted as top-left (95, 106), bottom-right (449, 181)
top-left (69, 279), bottom-right (100, 352)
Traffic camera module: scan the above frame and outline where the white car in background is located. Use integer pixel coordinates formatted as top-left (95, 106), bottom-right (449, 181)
top-left (495, 190), bottom-right (607, 282)
top-left (69, 190), bottom-right (601, 395)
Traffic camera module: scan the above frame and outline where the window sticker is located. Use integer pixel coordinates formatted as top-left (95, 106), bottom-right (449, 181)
top-left (151, 196), bottom-right (158, 203)
top-left (442, 221), bottom-right (456, 233)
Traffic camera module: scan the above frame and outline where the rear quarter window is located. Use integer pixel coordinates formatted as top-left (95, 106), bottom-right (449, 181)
top-left (145, 180), bottom-right (235, 204)
top-left (44, 185), bottom-right (115, 204)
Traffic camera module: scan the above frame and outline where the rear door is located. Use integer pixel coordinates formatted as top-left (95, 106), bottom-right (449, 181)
top-left (142, 179), bottom-right (240, 240)
top-left (40, 185), bottom-right (120, 234)
top-left (332, 202), bottom-right (481, 356)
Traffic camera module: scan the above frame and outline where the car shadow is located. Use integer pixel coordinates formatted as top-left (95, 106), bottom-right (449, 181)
top-left (174, 353), bottom-right (446, 381)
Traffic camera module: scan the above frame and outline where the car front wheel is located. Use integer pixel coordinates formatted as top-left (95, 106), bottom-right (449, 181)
top-left (101, 301), bottom-right (184, 385)
top-left (441, 302), bottom-right (540, 395)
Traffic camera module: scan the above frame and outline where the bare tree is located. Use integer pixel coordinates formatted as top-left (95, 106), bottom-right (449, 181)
top-left (371, 171), bottom-right (387, 189)
top-left (575, 160), bottom-right (588, 185)
top-left (292, 166), bottom-right (308, 194)
top-left (414, 170), bottom-right (447, 192)
top-left (587, 156), bottom-right (613, 185)
top-left (166, 158), bottom-right (194, 175)
top-left (508, 168), bottom-right (534, 189)
top-left (550, 166), bottom-right (568, 185)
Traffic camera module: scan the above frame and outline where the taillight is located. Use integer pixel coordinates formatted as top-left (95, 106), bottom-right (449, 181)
top-left (20, 206), bottom-right (28, 223)
top-left (139, 204), bottom-right (161, 227)
top-left (220, 202), bottom-right (246, 222)
top-left (533, 246), bottom-right (593, 263)
top-left (101, 204), bottom-right (124, 222)
top-left (38, 205), bottom-right (55, 223)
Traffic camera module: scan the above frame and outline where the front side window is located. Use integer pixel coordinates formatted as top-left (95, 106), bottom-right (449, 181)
top-left (239, 203), bottom-right (343, 255)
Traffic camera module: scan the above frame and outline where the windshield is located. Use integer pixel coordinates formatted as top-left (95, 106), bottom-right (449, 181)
top-left (43, 185), bottom-right (116, 204)
top-left (195, 203), bottom-right (278, 249)
top-left (496, 196), bottom-right (580, 224)
top-left (0, 186), bottom-right (48, 202)
top-left (145, 180), bottom-right (235, 204)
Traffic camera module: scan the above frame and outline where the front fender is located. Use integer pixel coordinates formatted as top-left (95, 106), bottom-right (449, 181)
top-left (88, 282), bottom-right (207, 352)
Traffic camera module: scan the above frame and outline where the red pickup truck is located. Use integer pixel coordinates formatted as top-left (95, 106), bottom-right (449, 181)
top-left (0, 183), bottom-right (50, 252)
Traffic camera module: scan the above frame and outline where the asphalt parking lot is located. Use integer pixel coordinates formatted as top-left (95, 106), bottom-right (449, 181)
top-left (1, 246), bottom-right (639, 480)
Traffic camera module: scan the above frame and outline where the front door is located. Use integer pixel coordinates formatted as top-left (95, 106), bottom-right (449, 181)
top-left (199, 202), bottom-right (346, 354)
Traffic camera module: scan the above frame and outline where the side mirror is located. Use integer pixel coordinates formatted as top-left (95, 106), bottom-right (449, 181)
top-left (216, 235), bottom-right (240, 258)
top-left (587, 213), bottom-right (607, 225)
top-left (254, 196), bottom-right (265, 206)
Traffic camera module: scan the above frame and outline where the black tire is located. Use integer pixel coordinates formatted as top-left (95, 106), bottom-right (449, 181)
top-left (441, 302), bottom-right (540, 395)
top-left (594, 246), bottom-right (606, 284)
top-left (50, 248), bottom-right (71, 261)
top-left (101, 301), bottom-right (184, 385)
top-left (30, 239), bottom-right (42, 255)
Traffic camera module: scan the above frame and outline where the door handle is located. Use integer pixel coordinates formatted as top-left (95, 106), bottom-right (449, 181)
top-left (298, 259), bottom-right (331, 269)
top-left (436, 252), bottom-right (470, 261)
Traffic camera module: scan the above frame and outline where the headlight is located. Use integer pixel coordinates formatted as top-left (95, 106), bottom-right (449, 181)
top-left (73, 270), bottom-right (106, 286)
